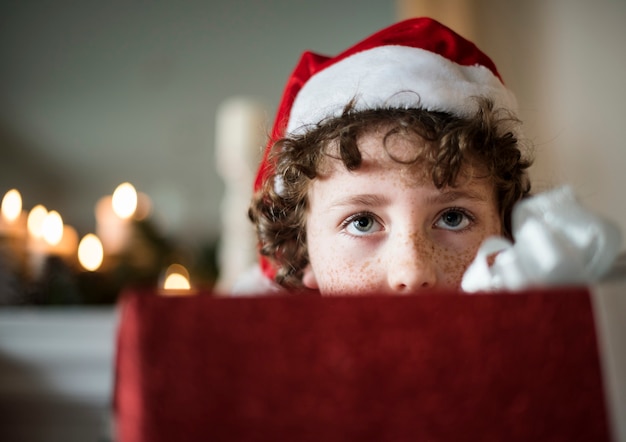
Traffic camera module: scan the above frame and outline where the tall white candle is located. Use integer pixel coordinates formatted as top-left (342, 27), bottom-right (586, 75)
top-left (214, 97), bottom-right (267, 293)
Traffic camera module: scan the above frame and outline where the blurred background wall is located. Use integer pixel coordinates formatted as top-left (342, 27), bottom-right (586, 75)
top-left (0, 0), bottom-right (624, 261)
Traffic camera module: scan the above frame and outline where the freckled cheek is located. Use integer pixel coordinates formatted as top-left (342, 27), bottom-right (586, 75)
top-left (431, 239), bottom-right (484, 288)
top-left (433, 219), bottom-right (501, 287)
top-left (318, 254), bottom-right (382, 295)
top-left (350, 259), bottom-right (382, 293)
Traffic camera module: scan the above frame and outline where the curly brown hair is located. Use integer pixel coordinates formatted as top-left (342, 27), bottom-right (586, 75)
top-left (249, 97), bottom-right (533, 288)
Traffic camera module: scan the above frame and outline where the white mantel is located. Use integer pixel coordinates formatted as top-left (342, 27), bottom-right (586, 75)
top-left (0, 307), bottom-right (118, 442)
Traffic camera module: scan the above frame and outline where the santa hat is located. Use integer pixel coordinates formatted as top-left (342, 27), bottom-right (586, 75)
top-left (252, 17), bottom-right (519, 283)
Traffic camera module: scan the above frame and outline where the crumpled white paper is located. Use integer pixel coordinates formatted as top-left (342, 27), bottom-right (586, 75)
top-left (461, 186), bottom-right (623, 293)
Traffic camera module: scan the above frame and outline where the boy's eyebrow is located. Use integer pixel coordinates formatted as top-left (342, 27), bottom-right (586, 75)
top-left (329, 194), bottom-right (390, 208)
top-left (427, 189), bottom-right (487, 204)
top-left (328, 190), bottom-right (488, 209)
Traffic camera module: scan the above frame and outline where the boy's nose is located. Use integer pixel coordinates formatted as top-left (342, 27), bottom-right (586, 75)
top-left (386, 236), bottom-right (438, 293)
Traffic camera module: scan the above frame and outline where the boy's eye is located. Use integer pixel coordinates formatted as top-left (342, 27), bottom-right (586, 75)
top-left (344, 214), bottom-right (382, 236)
top-left (435, 209), bottom-right (472, 231)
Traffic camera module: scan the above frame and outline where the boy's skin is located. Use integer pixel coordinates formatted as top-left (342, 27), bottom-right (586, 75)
top-left (302, 127), bottom-right (502, 295)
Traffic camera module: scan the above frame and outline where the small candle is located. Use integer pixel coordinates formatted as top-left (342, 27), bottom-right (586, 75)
top-left (78, 234), bottom-right (104, 272)
top-left (160, 263), bottom-right (193, 296)
top-left (112, 182), bottom-right (138, 219)
top-left (27, 205), bottom-right (48, 237)
top-left (1, 189), bottom-right (22, 225)
top-left (41, 210), bottom-right (64, 246)
top-left (0, 189), bottom-right (27, 237)
top-left (164, 273), bottom-right (191, 290)
top-left (95, 182), bottom-right (138, 257)
top-left (26, 205), bottom-right (48, 280)
top-left (29, 210), bottom-right (78, 278)
top-left (0, 189), bottom-right (28, 276)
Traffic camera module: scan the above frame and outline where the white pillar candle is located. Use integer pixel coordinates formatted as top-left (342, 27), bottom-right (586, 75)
top-left (214, 97), bottom-right (267, 294)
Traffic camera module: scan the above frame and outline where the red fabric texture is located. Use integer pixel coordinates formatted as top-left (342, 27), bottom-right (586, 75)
top-left (114, 287), bottom-right (610, 442)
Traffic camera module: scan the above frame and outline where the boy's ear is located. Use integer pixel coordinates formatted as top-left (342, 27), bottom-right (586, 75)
top-left (302, 264), bottom-right (319, 289)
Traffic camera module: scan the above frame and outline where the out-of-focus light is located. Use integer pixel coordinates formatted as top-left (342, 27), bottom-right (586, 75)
top-left (163, 273), bottom-right (191, 290)
top-left (1, 189), bottom-right (22, 222)
top-left (162, 263), bottom-right (192, 292)
top-left (27, 205), bottom-right (48, 238)
top-left (42, 211), bottom-right (64, 246)
top-left (78, 234), bottom-right (104, 271)
top-left (112, 182), bottom-right (137, 219)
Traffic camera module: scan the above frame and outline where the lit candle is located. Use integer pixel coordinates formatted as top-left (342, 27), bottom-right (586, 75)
top-left (160, 263), bottom-right (193, 296)
top-left (42, 210), bottom-right (64, 246)
top-left (75, 233), bottom-right (116, 305)
top-left (112, 182), bottom-right (138, 219)
top-left (1, 189), bottom-right (22, 225)
top-left (78, 234), bottom-right (104, 272)
top-left (27, 205), bottom-right (48, 237)
top-left (40, 211), bottom-right (77, 258)
top-left (0, 189), bottom-right (27, 236)
top-left (29, 210), bottom-right (79, 277)
top-left (0, 189), bottom-right (28, 275)
top-left (95, 182), bottom-right (138, 257)
top-left (26, 204), bottom-right (48, 279)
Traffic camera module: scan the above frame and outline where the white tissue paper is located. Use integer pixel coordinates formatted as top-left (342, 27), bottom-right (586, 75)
top-left (461, 186), bottom-right (623, 293)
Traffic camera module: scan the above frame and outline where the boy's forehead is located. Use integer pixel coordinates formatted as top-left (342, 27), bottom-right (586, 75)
top-left (361, 125), bottom-right (426, 161)
top-left (318, 127), bottom-right (494, 191)
top-left (320, 127), bottom-right (432, 183)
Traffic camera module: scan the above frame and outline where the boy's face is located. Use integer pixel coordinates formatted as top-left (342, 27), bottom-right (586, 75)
top-left (301, 128), bottom-right (502, 295)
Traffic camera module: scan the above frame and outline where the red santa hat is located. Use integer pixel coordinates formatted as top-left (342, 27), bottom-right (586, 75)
top-left (253, 17), bottom-right (519, 282)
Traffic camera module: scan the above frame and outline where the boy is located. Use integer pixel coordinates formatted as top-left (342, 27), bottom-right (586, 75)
top-left (243, 17), bottom-right (532, 295)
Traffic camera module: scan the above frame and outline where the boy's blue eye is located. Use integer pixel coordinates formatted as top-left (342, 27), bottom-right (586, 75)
top-left (443, 211), bottom-right (463, 226)
top-left (435, 209), bottom-right (472, 231)
top-left (344, 214), bottom-right (382, 235)
top-left (353, 217), bottom-right (373, 231)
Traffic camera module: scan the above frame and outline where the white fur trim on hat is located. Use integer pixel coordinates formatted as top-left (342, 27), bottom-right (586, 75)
top-left (287, 45), bottom-right (518, 135)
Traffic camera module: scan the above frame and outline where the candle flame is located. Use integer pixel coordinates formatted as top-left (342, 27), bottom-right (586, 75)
top-left (112, 182), bottom-right (138, 219)
top-left (1, 189), bottom-right (22, 222)
top-left (163, 273), bottom-right (191, 290)
top-left (78, 234), bottom-right (104, 271)
top-left (27, 205), bottom-right (48, 238)
top-left (42, 211), bottom-right (64, 246)
top-left (163, 263), bottom-right (191, 291)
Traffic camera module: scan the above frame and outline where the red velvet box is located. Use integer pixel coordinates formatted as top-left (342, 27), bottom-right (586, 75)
top-left (113, 287), bottom-right (610, 441)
